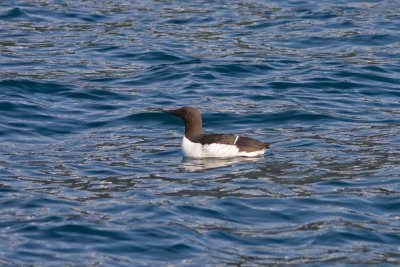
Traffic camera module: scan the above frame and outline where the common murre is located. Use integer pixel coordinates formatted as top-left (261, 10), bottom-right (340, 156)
top-left (166, 107), bottom-right (269, 158)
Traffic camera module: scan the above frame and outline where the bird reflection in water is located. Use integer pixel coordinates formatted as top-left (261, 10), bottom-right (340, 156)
top-left (181, 157), bottom-right (262, 172)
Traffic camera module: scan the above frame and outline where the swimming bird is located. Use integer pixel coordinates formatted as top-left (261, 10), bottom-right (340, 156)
top-left (166, 107), bottom-right (269, 158)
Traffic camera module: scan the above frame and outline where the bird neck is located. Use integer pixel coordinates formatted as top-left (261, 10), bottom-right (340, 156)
top-left (184, 119), bottom-right (202, 140)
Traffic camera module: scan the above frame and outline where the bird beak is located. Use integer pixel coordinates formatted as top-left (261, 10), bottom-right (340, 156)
top-left (164, 108), bottom-right (181, 117)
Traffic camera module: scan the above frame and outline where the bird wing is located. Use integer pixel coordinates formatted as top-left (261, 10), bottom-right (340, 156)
top-left (235, 136), bottom-right (269, 152)
top-left (192, 134), bottom-right (237, 145)
top-left (193, 134), bottom-right (269, 152)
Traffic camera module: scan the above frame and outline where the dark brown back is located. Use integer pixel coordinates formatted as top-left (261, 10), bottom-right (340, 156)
top-left (192, 133), bottom-right (269, 152)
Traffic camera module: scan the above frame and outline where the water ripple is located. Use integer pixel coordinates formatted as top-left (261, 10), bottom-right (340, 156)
top-left (1, 0), bottom-right (399, 266)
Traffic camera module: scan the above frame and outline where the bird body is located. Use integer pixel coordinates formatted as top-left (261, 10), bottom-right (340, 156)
top-left (166, 107), bottom-right (268, 158)
top-left (181, 136), bottom-right (266, 158)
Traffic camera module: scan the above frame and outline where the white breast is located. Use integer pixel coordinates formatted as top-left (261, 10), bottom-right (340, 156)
top-left (181, 137), bottom-right (265, 158)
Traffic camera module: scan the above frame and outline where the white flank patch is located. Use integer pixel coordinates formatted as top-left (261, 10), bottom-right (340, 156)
top-left (181, 137), bottom-right (265, 158)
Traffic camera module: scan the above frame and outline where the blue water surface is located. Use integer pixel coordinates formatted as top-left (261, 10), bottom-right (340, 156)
top-left (1, 0), bottom-right (400, 266)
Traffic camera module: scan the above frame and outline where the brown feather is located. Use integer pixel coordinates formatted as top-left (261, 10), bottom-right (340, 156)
top-left (235, 136), bottom-right (269, 152)
top-left (192, 134), bottom-right (269, 152)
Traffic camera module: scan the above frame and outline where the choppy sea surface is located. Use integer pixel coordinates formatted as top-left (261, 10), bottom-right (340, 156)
top-left (1, 0), bottom-right (400, 266)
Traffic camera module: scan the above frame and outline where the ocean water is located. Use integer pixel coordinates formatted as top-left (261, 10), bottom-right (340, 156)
top-left (1, 0), bottom-right (400, 266)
